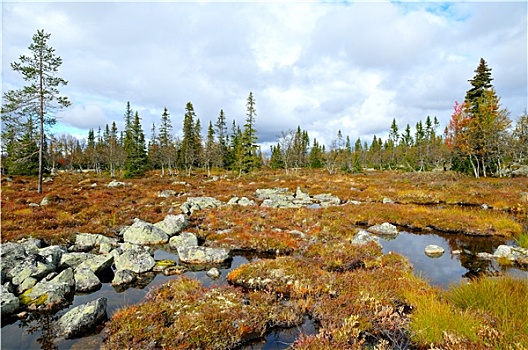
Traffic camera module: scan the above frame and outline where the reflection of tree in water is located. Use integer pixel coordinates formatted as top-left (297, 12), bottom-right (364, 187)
top-left (443, 234), bottom-right (506, 278)
top-left (19, 312), bottom-right (59, 350)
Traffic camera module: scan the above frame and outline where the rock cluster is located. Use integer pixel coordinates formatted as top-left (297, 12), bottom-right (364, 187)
top-left (0, 213), bottom-right (230, 338)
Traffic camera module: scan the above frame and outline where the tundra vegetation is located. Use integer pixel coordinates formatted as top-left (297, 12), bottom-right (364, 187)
top-left (1, 169), bottom-right (528, 349)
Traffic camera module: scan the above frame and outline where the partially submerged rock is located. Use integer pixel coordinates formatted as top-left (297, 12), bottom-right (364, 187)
top-left (114, 245), bottom-right (156, 274)
top-left (1, 285), bottom-right (19, 316)
top-left (169, 232), bottom-right (198, 250)
top-left (177, 246), bottom-right (230, 265)
top-left (424, 244), bottom-right (445, 257)
top-left (19, 268), bottom-right (75, 310)
top-left (74, 268), bottom-right (102, 293)
top-left (55, 297), bottom-right (107, 339)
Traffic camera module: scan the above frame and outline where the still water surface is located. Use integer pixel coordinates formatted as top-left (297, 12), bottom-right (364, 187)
top-left (2, 231), bottom-right (527, 349)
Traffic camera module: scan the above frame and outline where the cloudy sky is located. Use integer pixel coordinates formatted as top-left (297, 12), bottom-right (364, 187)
top-left (2, 1), bottom-right (526, 150)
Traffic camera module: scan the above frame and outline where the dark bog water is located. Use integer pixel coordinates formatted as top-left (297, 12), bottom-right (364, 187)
top-left (2, 232), bottom-right (527, 350)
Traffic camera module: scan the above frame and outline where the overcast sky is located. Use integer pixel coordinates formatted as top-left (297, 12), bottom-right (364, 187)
top-left (2, 1), bottom-right (527, 150)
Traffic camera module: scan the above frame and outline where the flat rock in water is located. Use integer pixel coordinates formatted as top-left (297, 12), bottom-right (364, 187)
top-left (169, 232), bottom-right (198, 250)
top-left (177, 246), bottom-right (230, 264)
top-left (424, 244), bottom-right (445, 257)
top-left (114, 247), bottom-right (156, 274)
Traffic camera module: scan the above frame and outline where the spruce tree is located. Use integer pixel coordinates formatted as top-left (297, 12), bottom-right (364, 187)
top-left (124, 111), bottom-right (149, 178)
top-left (240, 92), bottom-right (259, 173)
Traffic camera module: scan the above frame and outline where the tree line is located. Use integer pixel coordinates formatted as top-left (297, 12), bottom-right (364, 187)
top-left (2, 30), bottom-right (527, 192)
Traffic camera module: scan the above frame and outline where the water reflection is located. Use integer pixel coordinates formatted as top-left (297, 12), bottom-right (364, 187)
top-left (379, 231), bottom-right (526, 287)
top-left (3, 234), bottom-right (526, 349)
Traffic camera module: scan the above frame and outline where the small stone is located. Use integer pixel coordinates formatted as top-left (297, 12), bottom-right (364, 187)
top-left (424, 245), bottom-right (445, 257)
top-left (206, 267), bottom-right (221, 279)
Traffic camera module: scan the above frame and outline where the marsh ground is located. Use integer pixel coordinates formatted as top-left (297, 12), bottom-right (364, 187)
top-left (2, 169), bottom-right (527, 349)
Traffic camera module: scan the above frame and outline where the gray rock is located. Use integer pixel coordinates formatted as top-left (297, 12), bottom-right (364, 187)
top-left (493, 245), bottom-right (513, 258)
top-left (206, 267), bottom-right (221, 279)
top-left (227, 196), bottom-right (257, 206)
top-left (8, 255), bottom-right (55, 286)
top-left (256, 188), bottom-right (291, 200)
top-left (19, 238), bottom-right (43, 254)
top-left (511, 165), bottom-right (528, 177)
top-left (16, 276), bottom-right (38, 294)
top-left (1, 242), bottom-right (28, 277)
top-left (59, 252), bottom-right (95, 269)
top-left (313, 193), bottom-right (341, 207)
top-left (55, 297), bottom-right (107, 339)
top-left (424, 245), bottom-right (445, 257)
top-left (114, 246), bottom-right (156, 274)
top-left (72, 233), bottom-right (118, 252)
top-left (382, 197), bottom-right (395, 204)
top-left (169, 232), bottom-right (198, 250)
top-left (180, 197), bottom-right (223, 215)
top-left (107, 180), bottom-right (126, 188)
top-left (1, 285), bottom-right (19, 316)
top-left (38, 245), bottom-right (67, 268)
top-left (154, 214), bottom-right (188, 236)
top-left (158, 189), bottom-right (178, 198)
top-left (367, 222), bottom-right (399, 236)
top-left (177, 246), bottom-right (230, 264)
top-left (112, 269), bottom-right (137, 286)
top-left (122, 218), bottom-right (169, 245)
top-left (351, 230), bottom-right (382, 248)
top-left (294, 187), bottom-right (312, 204)
top-left (75, 254), bottom-right (114, 274)
top-left (74, 268), bottom-right (101, 293)
top-left (19, 268), bottom-right (75, 310)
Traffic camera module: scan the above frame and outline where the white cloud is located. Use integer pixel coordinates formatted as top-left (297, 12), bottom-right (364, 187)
top-left (2, 1), bottom-right (526, 147)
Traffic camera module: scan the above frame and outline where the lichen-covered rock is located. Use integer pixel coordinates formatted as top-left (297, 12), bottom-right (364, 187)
top-left (180, 197), bottom-right (223, 215)
top-left (351, 230), bottom-right (382, 248)
top-left (59, 252), bottom-right (95, 269)
top-left (227, 196), bottom-right (257, 206)
top-left (177, 246), bottom-right (230, 264)
top-left (7, 254), bottom-right (56, 286)
top-left (71, 233), bottom-right (118, 252)
top-left (1, 285), bottom-right (19, 316)
top-left (55, 297), bottom-right (107, 339)
top-left (74, 268), bottom-right (101, 292)
top-left (107, 180), bottom-right (126, 188)
top-left (75, 254), bottom-right (114, 275)
top-left (114, 245), bottom-right (156, 274)
top-left (19, 268), bottom-right (75, 310)
top-left (1, 242), bottom-right (28, 277)
top-left (154, 214), bottom-right (188, 236)
top-left (111, 269), bottom-right (137, 286)
top-left (122, 218), bottom-right (169, 245)
top-left (367, 222), bottom-right (399, 236)
top-left (158, 189), bottom-right (178, 198)
top-left (424, 245), bottom-right (445, 257)
top-left (169, 232), bottom-right (198, 250)
top-left (38, 245), bottom-right (67, 268)
top-left (312, 193), bottom-right (341, 207)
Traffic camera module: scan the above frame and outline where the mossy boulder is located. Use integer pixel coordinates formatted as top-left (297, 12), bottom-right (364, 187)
top-left (56, 297), bottom-right (107, 339)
